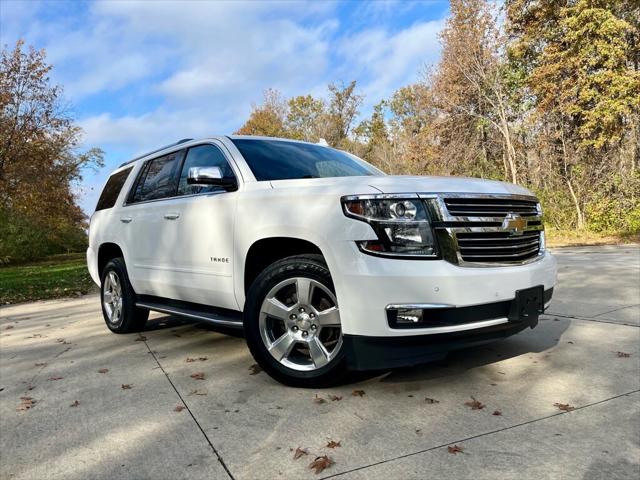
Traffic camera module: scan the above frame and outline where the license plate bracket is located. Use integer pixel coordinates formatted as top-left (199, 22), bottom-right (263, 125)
top-left (508, 285), bottom-right (544, 324)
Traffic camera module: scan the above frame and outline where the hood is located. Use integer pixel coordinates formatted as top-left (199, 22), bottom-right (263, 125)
top-left (270, 175), bottom-right (533, 197)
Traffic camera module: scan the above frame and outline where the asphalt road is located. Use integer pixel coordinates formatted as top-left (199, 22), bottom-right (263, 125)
top-left (1, 245), bottom-right (639, 480)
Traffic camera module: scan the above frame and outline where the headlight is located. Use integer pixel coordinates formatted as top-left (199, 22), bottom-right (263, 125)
top-left (342, 195), bottom-right (439, 258)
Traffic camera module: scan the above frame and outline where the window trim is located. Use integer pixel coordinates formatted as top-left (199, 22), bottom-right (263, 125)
top-left (123, 142), bottom-right (239, 207)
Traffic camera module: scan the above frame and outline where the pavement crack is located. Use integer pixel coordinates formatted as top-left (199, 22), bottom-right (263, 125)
top-left (593, 304), bottom-right (640, 318)
top-left (321, 390), bottom-right (640, 479)
top-left (142, 340), bottom-right (235, 480)
top-left (545, 312), bottom-right (638, 327)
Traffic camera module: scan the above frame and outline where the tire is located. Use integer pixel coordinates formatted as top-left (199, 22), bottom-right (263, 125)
top-left (100, 257), bottom-right (149, 333)
top-left (244, 254), bottom-right (349, 388)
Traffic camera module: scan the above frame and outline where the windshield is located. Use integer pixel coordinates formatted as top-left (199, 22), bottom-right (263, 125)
top-left (230, 138), bottom-right (382, 181)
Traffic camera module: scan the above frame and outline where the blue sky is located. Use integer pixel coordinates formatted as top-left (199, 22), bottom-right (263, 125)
top-left (1, 0), bottom-right (448, 213)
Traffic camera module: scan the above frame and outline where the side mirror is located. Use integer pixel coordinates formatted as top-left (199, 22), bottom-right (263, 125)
top-left (187, 166), bottom-right (237, 191)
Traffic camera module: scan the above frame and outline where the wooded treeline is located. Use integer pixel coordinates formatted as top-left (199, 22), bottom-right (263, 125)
top-left (237, 0), bottom-right (639, 234)
top-left (0, 41), bottom-right (103, 262)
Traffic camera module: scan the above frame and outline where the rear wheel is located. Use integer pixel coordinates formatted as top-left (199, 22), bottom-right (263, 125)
top-left (100, 257), bottom-right (149, 333)
top-left (244, 254), bottom-right (348, 387)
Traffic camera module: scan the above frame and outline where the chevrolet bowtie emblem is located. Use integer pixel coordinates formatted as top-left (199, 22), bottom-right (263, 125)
top-left (502, 213), bottom-right (527, 235)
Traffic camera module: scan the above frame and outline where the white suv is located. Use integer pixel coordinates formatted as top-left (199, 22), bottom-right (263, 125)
top-left (88, 136), bottom-right (557, 387)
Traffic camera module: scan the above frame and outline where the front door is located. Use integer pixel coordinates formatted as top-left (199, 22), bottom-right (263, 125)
top-left (160, 143), bottom-right (239, 310)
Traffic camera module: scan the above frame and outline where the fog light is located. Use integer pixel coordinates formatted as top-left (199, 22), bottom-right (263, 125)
top-left (396, 308), bottom-right (423, 324)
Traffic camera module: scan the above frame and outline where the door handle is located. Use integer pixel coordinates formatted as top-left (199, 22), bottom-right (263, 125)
top-left (164, 212), bottom-right (180, 220)
top-left (120, 217), bottom-right (133, 223)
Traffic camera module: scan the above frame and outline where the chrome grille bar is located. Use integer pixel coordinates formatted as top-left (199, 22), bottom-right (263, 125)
top-left (419, 193), bottom-right (545, 267)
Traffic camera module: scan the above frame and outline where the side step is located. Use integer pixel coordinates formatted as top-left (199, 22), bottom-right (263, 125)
top-left (136, 295), bottom-right (244, 329)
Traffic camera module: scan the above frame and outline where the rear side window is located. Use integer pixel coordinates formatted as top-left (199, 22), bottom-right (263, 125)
top-left (129, 150), bottom-right (183, 203)
top-left (177, 145), bottom-right (236, 196)
top-left (95, 167), bottom-right (132, 211)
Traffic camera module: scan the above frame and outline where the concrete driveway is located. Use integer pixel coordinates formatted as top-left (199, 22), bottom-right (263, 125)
top-left (1, 245), bottom-right (639, 479)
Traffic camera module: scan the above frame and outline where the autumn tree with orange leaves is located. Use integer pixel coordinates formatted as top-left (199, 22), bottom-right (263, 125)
top-left (0, 41), bottom-right (103, 262)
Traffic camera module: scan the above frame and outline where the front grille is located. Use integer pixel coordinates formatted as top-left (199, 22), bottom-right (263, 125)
top-left (443, 197), bottom-right (539, 218)
top-left (431, 194), bottom-right (544, 266)
top-left (455, 231), bottom-right (541, 263)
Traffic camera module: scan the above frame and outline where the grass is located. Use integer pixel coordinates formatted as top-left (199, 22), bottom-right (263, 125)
top-left (546, 229), bottom-right (639, 248)
top-left (0, 253), bottom-right (98, 305)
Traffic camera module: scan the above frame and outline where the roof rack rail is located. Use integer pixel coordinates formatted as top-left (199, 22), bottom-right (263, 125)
top-left (119, 138), bottom-right (193, 167)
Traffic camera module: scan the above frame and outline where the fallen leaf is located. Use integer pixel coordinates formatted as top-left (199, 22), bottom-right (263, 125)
top-left (17, 396), bottom-right (35, 411)
top-left (313, 394), bottom-right (326, 404)
top-left (352, 389), bottom-right (365, 397)
top-left (292, 447), bottom-right (309, 460)
top-left (567, 341), bottom-right (574, 344)
top-left (309, 455), bottom-right (333, 474)
top-left (26, 385), bottom-right (35, 391)
top-left (492, 410), bottom-right (502, 416)
top-left (5, 325), bottom-right (13, 330)
top-left (249, 364), bottom-right (262, 375)
top-left (190, 372), bottom-right (205, 380)
top-left (188, 389), bottom-right (207, 396)
top-left (328, 394), bottom-right (342, 401)
top-left (121, 384), bottom-right (132, 390)
top-left (186, 356), bottom-right (208, 363)
top-left (415, 428), bottom-right (422, 435)
top-left (48, 376), bottom-right (63, 381)
top-left (70, 400), bottom-right (80, 407)
top-left (464, 396), bottom-right (485, 410)
top-left (425, 397), bottom-right (440, 404)
top-left (174, 405), bottom-right (186, 412)
top-left (554, 402), bottom-right (575, 412)
top-left (326, 440), bottom-right (341, 449)
top-left (135, 335), bottom-right (147, 341)
top-left (447, 445), bottom-right (464, 455)
top-left (616, 351), bottom-right (631, 358)
top-left (407, 394), bottom-right (414, 398)
top-left (98, 368), bottom-right (109, 374)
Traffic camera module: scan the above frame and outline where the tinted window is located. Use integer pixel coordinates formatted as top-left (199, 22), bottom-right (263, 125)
top-left (95, 167), bottom-right (132, 211)
top-left (130, 150), bottom-right (183, 203)
top-left (177, 145), bottom-right (235, 196)
top-left (230, 139), bottom-right (380, 181)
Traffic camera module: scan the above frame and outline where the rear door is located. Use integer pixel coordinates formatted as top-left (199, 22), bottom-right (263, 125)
top-left (120, 149), bottom-right (185, 297)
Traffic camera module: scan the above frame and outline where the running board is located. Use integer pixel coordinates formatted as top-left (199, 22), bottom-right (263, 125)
top-left (136, 296), bottom-right (243, 329)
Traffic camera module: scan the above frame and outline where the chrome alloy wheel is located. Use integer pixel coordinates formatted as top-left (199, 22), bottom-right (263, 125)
top-left (103, 271), bottom-right (123, 325)
top-left (259, 277), bottom-right (342, 371)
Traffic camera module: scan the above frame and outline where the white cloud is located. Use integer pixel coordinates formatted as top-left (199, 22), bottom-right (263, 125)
top-left (337, 19), bottom-right (444, 104)
top-left (4, 0), bottom-right (447, 213)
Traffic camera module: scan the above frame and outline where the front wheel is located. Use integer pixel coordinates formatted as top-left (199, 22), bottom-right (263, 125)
top-left (100, 257), bottom-right (149, 333)
top-left (244, 255), bottom-right (348, 388)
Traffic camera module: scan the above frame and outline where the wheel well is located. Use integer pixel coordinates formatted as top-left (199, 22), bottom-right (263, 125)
top-left (244, 237), bottom-right (324, 293)
top-left (98, 243), bottom-right (124, 276)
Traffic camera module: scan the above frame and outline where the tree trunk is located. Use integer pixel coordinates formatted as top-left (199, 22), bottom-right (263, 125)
top-left (566, 178), bottom-right (584, 229)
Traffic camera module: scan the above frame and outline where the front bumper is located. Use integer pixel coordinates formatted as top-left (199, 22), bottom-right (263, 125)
top-left (343, 310), bottom-right (540, 370)
top-left (328, 243), bottom-right (558, 337)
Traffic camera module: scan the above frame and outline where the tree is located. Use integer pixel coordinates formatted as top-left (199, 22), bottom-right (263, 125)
top-left (0, 40), bottom-right (103, 262)
top-left (324, 81), bottom-right (363, 148)
top-left (235, 88), bottom-right (288, 137)
top-left (506, 0), bottom-right (640, 228)
top-left (286, 95), bottom-right (325, 142)
top-left (432, 0), bottom-right (519, 182)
